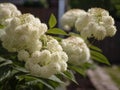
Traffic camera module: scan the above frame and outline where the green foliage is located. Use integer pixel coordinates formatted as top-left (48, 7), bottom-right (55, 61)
top-left (68, 64), bottom-right (86, 76)
top-left (60, 70), bottom-right (78, 85)
top-left (47, 28), bottom-right (68, 35)
top-left (90, 48), bottom-right (110, 65)
top-left (89, 44), bottom-right (102, 53)
top-left (48, 14), bottom-right (57, 29)
top-left (0, 56), bottom-right (62, 90)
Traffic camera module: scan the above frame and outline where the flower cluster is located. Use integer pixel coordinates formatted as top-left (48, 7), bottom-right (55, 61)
top-left (61, 8), bottom-right (117, 40)
top-left (61, 36), bottom-right (90, 65)
top-left (60, 9), bottom-right (87, 31)
top-left (0, 3), bottom-right (116, 80)
top-left (0, 3), bottom-right (21, 26)
top-left (25, 35), bottom-right (68, 78)
top-left (0, 3), bottom-right (68, 78)
top-left (1, 13), bottom-right (47, 53)
top-left (0, 3), bottom-right (118, 90)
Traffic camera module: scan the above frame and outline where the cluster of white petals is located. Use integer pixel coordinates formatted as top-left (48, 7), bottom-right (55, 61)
top-left (60, 9), bottom-right (87, 31)
top-left (1, 13), bottom-right (47, 52)
top-left (0, 2), bottom-right (68, 78)
top-left (25, 35), bottom-right (68, 78)
top-left (0, 3), bottom-right (21, 25)
top-left (61, 36), bottom-right (90, 65)
top-left (75, 8), bottom-right (117, 40)
top-left (61, 8), bottom-right (117, 40)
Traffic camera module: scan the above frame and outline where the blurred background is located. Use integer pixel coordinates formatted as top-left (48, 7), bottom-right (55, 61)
top-left (0, 0), bottom-right (120, 90)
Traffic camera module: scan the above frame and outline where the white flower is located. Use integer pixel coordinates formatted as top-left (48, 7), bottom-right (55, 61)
top-left (31, 50), bottom-right (51, 65)
top-left (105, 26), bottom-right (117, 37)
top-left (61, 9), bottom-right (87, 31)
top-left (88, 8), bottom-right (109, 16)
top-left (102, 16), bottom-right (115, 25)
top-left (80, 27), bottom-right (92, 39)
top-left (88, 8), bottom-right (117, 39)
top-left (25, 51), bottom-right (68, 78)
top-left (61, 36), bottom-right (90, 65)
top-left (75, 13), bottom-right (91, 32)
top-left (25, 35), bottom-right (68, 78)
top-left (75, 8), bottom-right (117, 40)
top-left (1, 14), bottom-right (47, 52)
top-left (47, 39), bottom-right (63, 52)
top-left (0, 3), bottom-right (21, 25)
top-left (18, 50), bottom-right (30, 62)
top-left (93, 26), bottom-right (106, 40)
top-left (25, 60), bottom-right (61, 78)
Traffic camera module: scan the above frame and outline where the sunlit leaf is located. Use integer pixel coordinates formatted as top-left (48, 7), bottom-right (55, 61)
top-left (49, 14), bottom-right (57, 28)
top-left (91, 50), bottom-right (110, 65)
top-left (47, 28), bottom-right (68, 35)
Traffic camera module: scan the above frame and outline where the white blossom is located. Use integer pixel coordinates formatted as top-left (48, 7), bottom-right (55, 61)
top-left (93, 26), bottom-right (106, 40)
top-left (75, 13), bottom-right (91, 32)
top-left (61, 9), bottom-right (87, 31)
top-left (25, 35), bottom-right (68, 78)
top-left (18, 50), bottom-right (30, 62)
top-left (61, 36), bottom-right (90, 65)
top-left (0, 3), bottom-right (21, 25)
top-left (1, 14), bottom-right (47, 52)
top-left (75, 8), bottom-right (117, 40)
top-left (105, 25), bottom-right (117, 37)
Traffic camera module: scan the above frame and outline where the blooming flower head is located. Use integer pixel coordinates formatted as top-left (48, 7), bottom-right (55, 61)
top-left (0, 3), bottom-right (21, 25)
top-left (25, 35), bottom-right (68, 78)
top-left (61, 36), bottom-right (90, 65)
top-left (1, 13), bottom-right (47, 52)
top-left (61, 9), bottom-right (87, 31)
top-left (75, 8), bottom-right (117, 40)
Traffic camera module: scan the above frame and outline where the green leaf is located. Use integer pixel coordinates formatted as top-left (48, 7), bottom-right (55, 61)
top-left (52, 36), bottom-right (62, 42)
top-left (16, 75), bottom-right (55, 90)
top-left (0, 57), bottom-right (6, 62)
top-left (60, 70), bottom-right (78, 84)
top-left (89, 45), bottom-right (102, 52)
top-left (81, 62), bottom-right (96, 69)
top-left (14, 65), bottom-right (28, 73)
top-left (69, 32), bottom-right (81, 37)
top-left (0, 66), bottom-right (12, 82)
top-left (68, 65), bottom-right (86, 76)
top-left (49, 75), bottom-right (64, 84)
top-left (91, 50), bottom-right (110, 65)
top-left (0, 60), bottom-right (13, 67)
top-left (47, 28), bottom-right (68, 35)
top-left (49, 14), bottom-right (57, 28)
